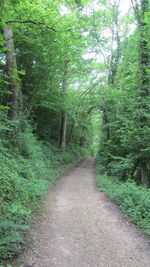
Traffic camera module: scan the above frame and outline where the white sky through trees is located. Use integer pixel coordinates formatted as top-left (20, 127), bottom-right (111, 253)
top-left (60, 1), bottom-right (131, 17)
top-left (60, 0), bottom-right (133, 63)
top-left (82, 0), bottom-right (134, 61)
top-left (120, 0), bottom-right (131, 15)
top-left (83, 0), bottom-right (131, 15)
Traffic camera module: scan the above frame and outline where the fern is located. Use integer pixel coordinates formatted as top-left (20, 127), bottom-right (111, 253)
top-left (0, 221), bottom-right (29, 230)
top-left (0, 232), bottom-right (22, 245)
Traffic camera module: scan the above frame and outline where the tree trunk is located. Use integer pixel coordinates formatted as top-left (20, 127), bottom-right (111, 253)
top-left (138, 0), bottom-right (149, 126)
top-left (102, 1), bottom-right (120, 143)
top-left (103, 107), bottom-right (110, 141)
top-left (138, 0), bottom-right (150, 186)
top-left (59, 61), bottom-right (69, 150)
top-left (131, 0), bottom-right (150, 186)
top-left (3, 26), bottom-right (20, 120)
top-left (67, 122), bottom-right (74, 144)
top-left (59, 110), bottom-right (67, 149)
top-left (141, 161), bottom-right (149, 187)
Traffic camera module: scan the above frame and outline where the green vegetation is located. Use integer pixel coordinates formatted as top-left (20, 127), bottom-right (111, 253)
top-left (1, 0), bottom-right (95, 260)
top-left (96, 174), bottom-right (150, 236)
top-left (0, 115), bottom-right (85, 259)
top-left (95, 0), bottom-right (150, 235)
top-left (0, 0), bottom-right (150, 261)
top-left (97, 0), bottom-right (150, 187)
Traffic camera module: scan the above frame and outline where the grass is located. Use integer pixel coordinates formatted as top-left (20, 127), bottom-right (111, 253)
top-left (96, 173), bottom-right (150, 237)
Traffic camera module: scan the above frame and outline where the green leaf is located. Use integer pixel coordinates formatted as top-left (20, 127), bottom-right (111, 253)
top-left (0, 221), bottom-right (29, 230)
top-left (0, 105), bottom-right (10, 110)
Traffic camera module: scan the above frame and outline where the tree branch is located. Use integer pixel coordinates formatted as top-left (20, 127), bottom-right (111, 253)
top-left (131, 0), bottom-right (141, 23)
top-left (7, 20), bottom-right (71, 32)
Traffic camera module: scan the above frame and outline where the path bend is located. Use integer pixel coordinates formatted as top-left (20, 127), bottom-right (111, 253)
top-left (12, 158), bottom-right (150, 267)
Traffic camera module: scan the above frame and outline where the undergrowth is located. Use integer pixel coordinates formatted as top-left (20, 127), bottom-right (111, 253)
top-left (96, 173), bottom-right (150, 236)
top-left (0, 115), bottom-right (85, 261)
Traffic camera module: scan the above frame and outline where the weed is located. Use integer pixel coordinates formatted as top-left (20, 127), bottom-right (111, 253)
top-left (96, 174), bottom-right (150, 236)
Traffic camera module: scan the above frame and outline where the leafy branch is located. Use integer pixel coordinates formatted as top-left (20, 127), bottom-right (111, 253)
top-left (7, 20), bottom-right (72, 32)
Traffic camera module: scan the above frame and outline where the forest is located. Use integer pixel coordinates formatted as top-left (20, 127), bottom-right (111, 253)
top-left (0, 0), bottom-right (150, 262)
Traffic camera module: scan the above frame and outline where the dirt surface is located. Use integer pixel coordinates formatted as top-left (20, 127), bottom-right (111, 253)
top-left (11, 158), bottom-right (150, 267)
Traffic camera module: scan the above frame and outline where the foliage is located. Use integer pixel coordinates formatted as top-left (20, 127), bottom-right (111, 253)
top-left (97, 1), bottom-right (150, 187)
top-left (96, 174), bottom-right (150, 236)
top-left (0, 0), bottom-right (95, 260)
top-left (1, 0), bottom-right (150, 262)
top-left (0, 114), bottom-right (84, 260)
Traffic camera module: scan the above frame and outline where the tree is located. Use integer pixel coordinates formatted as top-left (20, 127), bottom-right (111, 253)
top-left (131, 0), bottom-right (150, 185)
top-left (3, 25), bottom-right (20, 120)
top-left (2, 0), bottom-right (21, 120)
top-left (59, 60), bottom-right (69, 149)
top-left (96, 0), bottom-right (150, 186)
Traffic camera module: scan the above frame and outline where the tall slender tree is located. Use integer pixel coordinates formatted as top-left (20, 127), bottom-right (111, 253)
top-left (3, 25), bottom-right (20, 120)
top-left (131, 0), bottom-right (150, 185)
top-left (59, 60), bottom-right (69, 150)
top-left (3, 0), bottom-right (20, 120)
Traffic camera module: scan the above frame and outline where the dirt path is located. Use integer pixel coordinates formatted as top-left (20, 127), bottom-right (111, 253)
top-left (12, 158), bottom-right (150, 267)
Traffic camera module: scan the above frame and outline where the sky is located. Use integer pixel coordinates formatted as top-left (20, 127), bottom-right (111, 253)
top-left (60, 0), bottom-right (134, 63)
top-left (84, 0), bottom-right (131, 16)
top-left (120, 0), bottom-right (131, 15)
top-left (60, 0), bottom-right (132, 17)
top-left (82, 0), bottom-right (135, 62)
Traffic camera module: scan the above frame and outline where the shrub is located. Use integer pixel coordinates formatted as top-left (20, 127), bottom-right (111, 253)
top-left (96, 174), bottom-right (150, 236)
top-left (0, 118), bottom-right (85, 260)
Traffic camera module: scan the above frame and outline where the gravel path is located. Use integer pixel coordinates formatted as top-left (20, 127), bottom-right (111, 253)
top-left (12, 158), bottom-right (150, 267)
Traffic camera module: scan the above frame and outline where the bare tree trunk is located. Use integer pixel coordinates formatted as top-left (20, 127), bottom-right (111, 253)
top-left (59, 110), bottom-right (67, 149)
top-left (59, 61), bottom-right (69, 150)
top-left (3, 26), bottom-right (20, 120)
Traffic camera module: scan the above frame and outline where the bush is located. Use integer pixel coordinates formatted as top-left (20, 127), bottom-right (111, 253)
top-left (96, 174), bottom-right (150, 236)
top-left (0, 117), bottom-right (84, 260)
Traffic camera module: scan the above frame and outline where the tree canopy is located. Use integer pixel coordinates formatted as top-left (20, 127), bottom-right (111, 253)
top-left (0, 0), bottom-right (150, 260)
